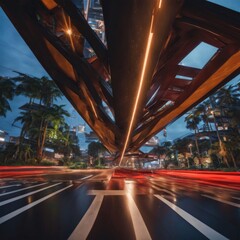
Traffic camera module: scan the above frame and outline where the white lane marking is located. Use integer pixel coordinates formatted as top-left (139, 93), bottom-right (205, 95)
top-left (232, 196), bottom-right (240, 201)
top-left (202, 194), bottom-right (240, 208)
top-left (80, 175), bottom-right (93, 180)
top-left (151, 184), bottom-right (176, 197)
top-left (0, 183), bottom-right (48, 196)
top-left (0, 182), bottom-right (62, 206)
top-left (88, 190), bottom-right (126, 195)
top-left (0, 184), bottom-right (72, 224)
top-left (126, 193), bottom-right (152, 240)
top-left (88, 190), bottom-right (146, 196)
top-left (68, 194), bottom-right (104, 240)
top-left (0, 184), bottom-right (21, 189)
top-left (155, 195), bottom-right (228, 240)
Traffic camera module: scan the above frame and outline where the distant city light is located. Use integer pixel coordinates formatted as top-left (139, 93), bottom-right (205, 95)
top-left (43, 147), bottom-right (54, 153)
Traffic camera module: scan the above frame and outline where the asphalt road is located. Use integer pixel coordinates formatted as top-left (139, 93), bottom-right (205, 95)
top-left (0, 168), bottom-right (239, 240)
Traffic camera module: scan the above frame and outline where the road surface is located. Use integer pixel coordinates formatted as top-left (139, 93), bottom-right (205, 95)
top-left (0, 167), bottom-right (239, 239)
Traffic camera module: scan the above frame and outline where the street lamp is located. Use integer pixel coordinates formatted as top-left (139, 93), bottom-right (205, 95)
top-left (188, 143), bottom-right (193, 155)
top-left (65, 28), bottom-right (72, 35)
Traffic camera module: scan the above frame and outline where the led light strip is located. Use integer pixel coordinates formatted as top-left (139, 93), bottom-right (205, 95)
top-left (159, 0), bottom-right (162, 8)
top-left (119, 15), bottom-right (154, 165)
top-left (89, 99), bottom-right (98, 118)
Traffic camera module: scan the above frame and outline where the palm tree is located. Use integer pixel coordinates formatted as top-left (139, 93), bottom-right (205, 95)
top-left (38, 76), bottom-right (63, 106)
top-left (0, 77), bottom-right (15, 117)
top-left (14, 105), bottom-right (70, 162)
top-left (32, 104), bottom-right (70, 161)
top-left (185, 112), bottom-right (201, 164)
top-left (14, 73), bottom-right (41, 104)
top-left (215, 84), bottom-right (239, 107)
top-left (12, 110), bottom-right (34, 162)
top-left (14, 73), bottom-right (63, 106)
top-left (214, 84), bottom-right (239, 133)
top-left (195, 101), bottom-right (213, 131)
top-left (210, 85), bottom-right (240, 168)
top-left (51, 122), bottom-right (81, 163)
top-left (12, 73), bottom-right (66, 163)
top-left (13, 110), bottom-right (34, 140)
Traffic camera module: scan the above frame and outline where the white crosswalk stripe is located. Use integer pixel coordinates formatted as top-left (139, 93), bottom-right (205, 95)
top-left (202, 194), bottom-right (240, 208)
top-left (232, 196), bottom-right (240, 201)
top-left (0, 184), bottom-right (21, 189)
top-left (0, 182), bottom-right (47, 196)
top-left (0, 183), bottom-right (237, 239)
top-left (0, 182), bottom-right (62, 206)
top-left (80, 175), bottom-right (93, 180)
top-left (155, 194), bottom-right (228, 240)
top-left (126, 193), bottom-right (152, 240)
top-left (68, 194), bottom-right (103, 240)
top-left (0, 184), bottom-right (73, 224)
top-left (69, 190), bottom-right (152, 240)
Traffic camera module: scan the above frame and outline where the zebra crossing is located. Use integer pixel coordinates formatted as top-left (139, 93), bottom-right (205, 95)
top-left (68, 179), bottom-right (239, 240)
top-left (0, 180), bottom-right (73, 225)
top-left (0, 178), bottom-right (239, 239)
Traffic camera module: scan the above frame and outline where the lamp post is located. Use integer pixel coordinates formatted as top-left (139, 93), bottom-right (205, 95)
top-left (188, 143), bottom-right (193, 155)
top-left (187, 143), bottom-right (193, 168)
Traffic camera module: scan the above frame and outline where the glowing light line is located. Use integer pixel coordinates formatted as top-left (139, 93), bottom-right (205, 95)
top-left (119, 16), bottom-right (154, 165)
top-left (89, 99), bottom-right (98, 118)
top-left (158, 0), bottom-right (162, 8)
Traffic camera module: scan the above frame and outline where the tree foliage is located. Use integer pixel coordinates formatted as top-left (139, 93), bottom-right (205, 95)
top-left (0, 77), bottom-right (15, 117)
top-left (88, 141), bottom-right (106, 158)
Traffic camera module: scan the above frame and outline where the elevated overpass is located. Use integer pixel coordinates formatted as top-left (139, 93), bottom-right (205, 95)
top-left (1, 0), bottom-right (239, 160)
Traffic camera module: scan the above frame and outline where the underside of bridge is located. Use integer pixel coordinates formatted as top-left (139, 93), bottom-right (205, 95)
top-left (1, 0), bottom-right (240, 158)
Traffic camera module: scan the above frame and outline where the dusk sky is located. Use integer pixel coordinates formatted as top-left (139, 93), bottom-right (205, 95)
top-left (0, 1), bottom-right (239, 149)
